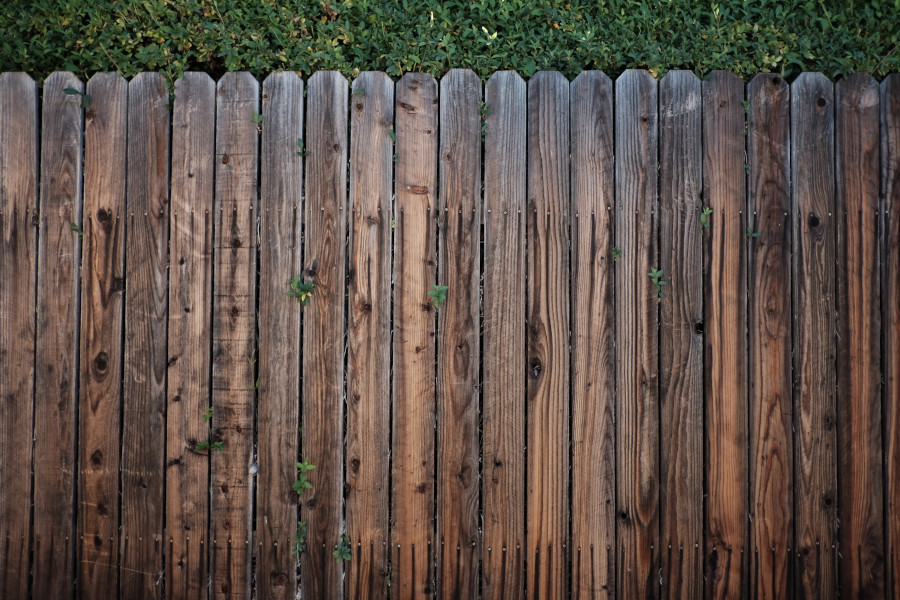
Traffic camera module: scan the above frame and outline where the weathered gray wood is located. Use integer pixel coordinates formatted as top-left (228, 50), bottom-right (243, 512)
top-left (482, 70), bottom-right (527, 600)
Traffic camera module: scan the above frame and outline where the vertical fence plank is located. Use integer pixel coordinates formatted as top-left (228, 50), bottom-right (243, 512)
top-left (747, 73), bottom-right (792, 600)
top-left (346, 70), bottom-right (393, 600)
top-left (78, 72), bottom-right (127, 599)
top-left (702, 69), bottom-right (748, 599)
top-left (526, 70), bottom-right (570, 598)
top-left (391, 72), bottom-right (438, 597)
top-left (436, 68), bottom-right (482, 599)
top-left (121, 72), bottom-right (170, 600)
top-left (300, 70), bottom-right (348, 599)
top-left (835, 73), bottom-right (884, 598)
top-left (166, 72), bottom-right (215, 600)
top-left (0, 72), bottom-right (38, 600)
top-left (257, 71), bottom-right (303, 600)
top-left (482, 70), bottom-right (527, 600)
top-left (615, 68), bottom-right (659, 600)
top-left (791, 72), bottom-right (838, 600)
top-left (883, 72), bottom-right (900, 600)
top-left (33, 71), bottom-right (84, 600)
top-left (569, 70), bottom-right (616, 599)
top-left (210, 71), bottom-right (258, 600)
top-left (658, 70), bottom-right (703, 599)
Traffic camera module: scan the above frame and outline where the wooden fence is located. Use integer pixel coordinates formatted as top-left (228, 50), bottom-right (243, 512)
top-left (0, 68), bottom-right (898, 599)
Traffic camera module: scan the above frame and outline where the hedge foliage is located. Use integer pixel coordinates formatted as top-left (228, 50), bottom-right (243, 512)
top-left (1, 0), bottom-right (898, 84)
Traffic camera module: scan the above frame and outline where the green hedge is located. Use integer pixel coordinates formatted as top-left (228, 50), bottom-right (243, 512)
top-left (2, 0), bottom-right (897, 84)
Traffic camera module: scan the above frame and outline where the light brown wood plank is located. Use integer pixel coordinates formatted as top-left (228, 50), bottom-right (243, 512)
top-left (121, 72), bottom-right (170, 600)
top-left (391, 72), bottom-right (438, 597)
top-left (166, 72), bottom-right (215, 600)
top-left (300, 70), bottom-right (348, 599)
top-left (658, 69), bottom-right (703, 600)
top-left (791, 72), bottom-right (838, 600)
top-left (210, 71), bottom-right (258, 600)
top-left (78, 72), bottom-right (127, 599)
top-left (746, 73), bottom-right (792, 600)
top-left (33, 71), bottom-right (84, 600)
top-left (569, 70), bottom-right (616, 599)
top-left (436, 68), bottom-right (482, 599)
top-left (835, 72), bottom-right (884, 598)
top-left (614, 68), bottom-right (659, 600)
top-left (346, 70), bottom-right (393, 600)
top-left (256, 71), bottom-right (303, 600)
top-left (0, 71), bottom-right (38, 600)
top-left (482, 70), bottom-right (527, 600)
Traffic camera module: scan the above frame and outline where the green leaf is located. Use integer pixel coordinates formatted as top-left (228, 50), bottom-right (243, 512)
top-left (427, 284), bottom-right (448, 310)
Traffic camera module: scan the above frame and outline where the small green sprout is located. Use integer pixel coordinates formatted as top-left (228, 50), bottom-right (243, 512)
top-left (287, 275), bottom-right (314, 306)
top-left (333, 534), bottom-right (351, 562)
top-left (427, 284), bottom-right (448, 310)
top-left (63, 87), bottom-right (91, 109)
top-left (387, 128), bottom-right (396, 142)
top-left (293, 458), bottom-right (316, 496)
top-left (292, 521), bottom-right (308, 558)
top-left (195, 440), bottom-right (224, 453)
top-left (611, 246), bottom-right (622, 260)
top-left (252, 111), bottom-right (263, 132)
top-left (746, 226), bottom-right (761, 239)
top-left (297, 138), bottom-right (310, 157)
top-left (70, 222), bottom-right (83, 239)
top-left (203, 406), bottom-right (214, 423)
top-left (700, 206), bottom-right (713, 234)
top-left (649, 267), bottom-right (668, 299)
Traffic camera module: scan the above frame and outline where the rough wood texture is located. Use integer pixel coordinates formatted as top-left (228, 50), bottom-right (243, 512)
top-left (835, 73), bottom-right (884, 598)
top-left (526, 70), bottom-right (570, 598)
top-left (391, 72), bottom-right (438, 598)
top-left (569, 70), bottom-right (616, 599)
top-left (615, 69), bottom-right (659, 600)
top-left (346, 71), bottom-right (393, 600)
top-left (436, 68), bottom-right (482, 599)
top-left (210, 71), bottom-right (258, 600)
top-left (791, 72), bottom-right (838, 600)
top-left (300, 70), bottom-right (347, 599)
top-left (0, 72), bottom-right (38, 600)
top-left (78, 72), bottom-right (127, 599)
top-left (166, 72), bottom-right (215, 600)
top-left (482, 70), bottom-right (527, 600)
top-left (256, 71), bottom-right (303, 600)
top-left (747, 73), bottom-right (792, 600)
top-left (702, 70), bottom-right (748, 600)
top-left (120, 72), bottom-right (170, 600)
top-left (658, 69), bottom-right (703, 600)
top-left (33, 71), bottom-right (83, 600)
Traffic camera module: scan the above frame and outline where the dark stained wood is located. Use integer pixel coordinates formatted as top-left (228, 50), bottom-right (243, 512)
top-left (78, 72), bottom-right (127, 599)
top-left (658, 69), bottom-right (703, 600)
top-left (33, 71), bottom-right (84, 600)
top-left (614, 68), bottom-right (659, 600)
top-left (791, 72), bottom-right (838, 600)
top-left (481, 70), bottom-right (527, 600)
top-left (166, 72), bottom-right (215, 600)
top-left (346, 70), bottom-right (393, 600)
top-left (835, 73), bottom-right (884, 598)
top-left (391, 72), bottom-right (438, 598)
top-left (120, 72), bottom-right (170, 599)
top-left (702, 70), bottom-right (748, 600)
top-left (746, 73), bottom-right (793, 600)
top-left (256, 71), bottom-right (303, 600)
top-left (0, 72), bottom-right (38, 600)
top-left (569, 70), bottom-right (616, 599)
top-left (300, 70), bottom-right (348, 599)
top-left (210, 71), bottom-right (258, 600)
top-left (436, 68), bottom-right (482, 599)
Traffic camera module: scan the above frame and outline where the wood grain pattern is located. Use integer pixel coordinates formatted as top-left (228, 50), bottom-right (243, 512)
top-left (78, 72), bottom-right (127, 599)
top-left (569, 70), bottom-right (616, 599)
top-left (482, 70), bottom-right (527, 600)
top-left (300, 70), bottom-right (347, 599)
top-left (658, 69), bottom-right (703, 600)
top-left (791, 72), bottom-right (838, 600)
top-left (210, 71), bottom-right (258, 600)
top-left (256, 71), bottom-right (303, 600)
top-left (702, 70), bottom-right (748, 600)
top-left (0, 72), bottom-right (38, 600)
top-left (121, 72), bottom-right (170, 600)
top-left (346, 71), bottom-right (393, 600)
top-left (166, 72), bottom-right (215, 600)
top-left (746, 73), bottom-right (792, 600)
top-left (33, 71), bottom-right (83, 600)
top-left (835, 72), bottom-right (884, 598)
top-left (391, 72), bottom-right (438, 598)
top-left (614, 68), bottom-right (659, 600)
